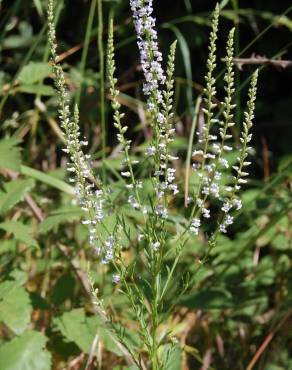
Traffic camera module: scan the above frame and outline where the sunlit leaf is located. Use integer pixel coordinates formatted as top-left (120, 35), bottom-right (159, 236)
top-left (0, 331), bottom-right (51, 370)
top-left (0, 138), bottom-right (21, 171)
top-left (0, 281), bottom-right (32, 334)
top-left (0, 178), bottom-right (35, 214)
top-left (0, 221), bottom-right (38, 248)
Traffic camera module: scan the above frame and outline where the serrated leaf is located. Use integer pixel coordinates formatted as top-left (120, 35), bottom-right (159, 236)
top-left (53, 309), bottom-right (102, 354)
top-left (0, 178), bottom-right (35, 214)
top-left (0, 331), bottom-right (51, 370)
top-left (39, 206), bottom-right (83, 234)
top-left (0, 221), bottom-right (38, 248)
top-left (18, 62), bottom-right (51, 85)
top-left (0, 138), bottom-right (21, 171)
top-left (161, 344), bottom-right (182, 370)
top-left (53, 308), bottom-right (122, 355)
top-left (0, 281), bottom-right (32, 334)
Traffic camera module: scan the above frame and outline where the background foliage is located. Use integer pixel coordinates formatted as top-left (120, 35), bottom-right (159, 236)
top-left (0, 0), bottom-right (291, 369)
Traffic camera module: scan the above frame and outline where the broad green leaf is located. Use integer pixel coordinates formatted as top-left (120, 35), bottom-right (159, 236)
top-left (0, 138), bottom-right (21, 171)
top-left (0, 221), bottom-right (38, 248)
top-left (0, 239), bottom-right (17, 254)
top-left (39, 206), bottom-right (83, 234)
top-left (53, 308), bottom-right (122, 355)
top-left (18, 62), bottom-right (51, 85)
top-left (0, 331), bottom-right (51, 370)
top-left (0, 281), bottom-right (32, 334)
top-left (0, 178), bottom-right (35, 214)
top-left (161, 345), bottom-right (182, 370)
top-left (53, 309), bottom-right (102, 354)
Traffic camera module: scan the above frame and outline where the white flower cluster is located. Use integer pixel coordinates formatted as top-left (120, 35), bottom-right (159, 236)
top-left (130, 0), bottom-right (165, 99)
top-left (189, 11), bottom-right (258, 237)
top-left (130, 1), bottom-right (178, 223)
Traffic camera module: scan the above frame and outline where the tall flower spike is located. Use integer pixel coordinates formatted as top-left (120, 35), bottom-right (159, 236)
top-left (48, 0), bottom-right (110, 256)
top-left (107, 18), bottom-right (143, 211)
top-left (189, 4), bottom-right (220, 225)
top-left (201, 3), bottom-right (220, 145)
top-left (200, 28), bottom-right (236, 208)
top-left (130, 0), bottom-right (179, 220)
top-left (130, 0), bottom-right (166, 100)
top-left (219, 69), bottom-right (259, 233)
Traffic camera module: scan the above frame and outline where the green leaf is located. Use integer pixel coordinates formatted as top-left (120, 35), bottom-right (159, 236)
top-left (53, 308), bottom-right (122, 355)
top-left (0, 178), bottom-right (35, 214)
top-left (53, 309), bottom-right (102, 354)
top-left (0, 138), bottom-right (21, 171)
top-left (18, 62), bottom-right (51, 85)
top-left (160, 344), bottom-right (182, 370)
top-left (179, 289), bottom-right (234, 309)
top-left (0, 331), bottom-right (51, 370)
top-left (51, 273), bottom-right (76, 305)
top-left (17, 84), bottom-right (55, 96)
top-left (0, 239), bottom-right (17, 254)
top-left (39, 206), bottom-right (83, 234)
top-left (0, 281), bottom-right (32, 334)
top-left (0, 221), bottom-right (38, 248)
top-left (20, 165), bottom-right (74, 195)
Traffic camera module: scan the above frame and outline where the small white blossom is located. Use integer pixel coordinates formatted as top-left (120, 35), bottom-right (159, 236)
top-left (112, 274), bottom-right (121, 284)
top-left (233, 198), bottom-right (242, 210)
top-left (222, 201), bottom-right (232, 213)
top-left (202, 208), bottom-right (210, 218)
top-left (121, 171), bottom-right (131, 177)
top-left (151, 241), bottom-right (161, 251)
top-left (219, 158), bottom-right (229, 168)
top-left (146, 146), bottom-right (156, 156)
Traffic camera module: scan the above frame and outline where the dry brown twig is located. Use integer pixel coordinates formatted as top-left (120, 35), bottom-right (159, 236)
top-left (233, 54), bottom-right (292, 70)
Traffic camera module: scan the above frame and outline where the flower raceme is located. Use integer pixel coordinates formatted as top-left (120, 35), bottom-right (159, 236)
top-left (48, 0), bottom-right (258, 367)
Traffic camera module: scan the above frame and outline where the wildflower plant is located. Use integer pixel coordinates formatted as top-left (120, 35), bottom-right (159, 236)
top-left (48, 0), bottom-right (258, 368)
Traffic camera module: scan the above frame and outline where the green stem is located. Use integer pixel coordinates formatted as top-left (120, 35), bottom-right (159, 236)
top-left (150, 266), bottom-right (160, 370)
top-left (75, 0), bottom-right (97, 106)
top-left (98, 0), bottom-right (106, 183)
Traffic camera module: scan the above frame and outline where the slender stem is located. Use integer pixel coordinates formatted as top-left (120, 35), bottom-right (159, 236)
top-left (75, 0), bottom-right (97, 106)
top-left (151, 269), bottom-right (159, 370)
top-left (184, 96), bottom-right (202, 206)
top-left (98, 0), bottom-right (106, 183)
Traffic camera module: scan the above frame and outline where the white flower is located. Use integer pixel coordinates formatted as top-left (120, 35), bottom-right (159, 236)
top-left (222, 201), bottom-right (232, 213)
top-left (121, 171), bottom-right (131, 177)
top-left (155, 205), bottom-right (168, 218)
top-left (151, 241), bottom-right (161, 251)
top-left (210, 182), bottom-right (220, 198)
top-left (219, 158), bottom-right (229, 168)
top-left (214, 171), bottom-right (222, 180)
top-left (112, 274), bottom-right (121, 284)
top-left (219, 224), bottom-right (227, 233)
top-left (225, 215), bottom-right (234, 225)
top-left (202, 208), bottom-right (210, 218)
top-left (233, 198), bottom-right (242, 210)
top-left (190, 218), bottom-right (200, 235)
top-left (146, 146), bottom-right (156, 156)
top-left (128, 195), bottom-right (140, 209)
top-left (138, 234), bottom-right (144, 242)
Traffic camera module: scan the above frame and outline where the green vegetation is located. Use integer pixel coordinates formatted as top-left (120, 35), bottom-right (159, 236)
top-left (0, 1), bottom-right (291, 369)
